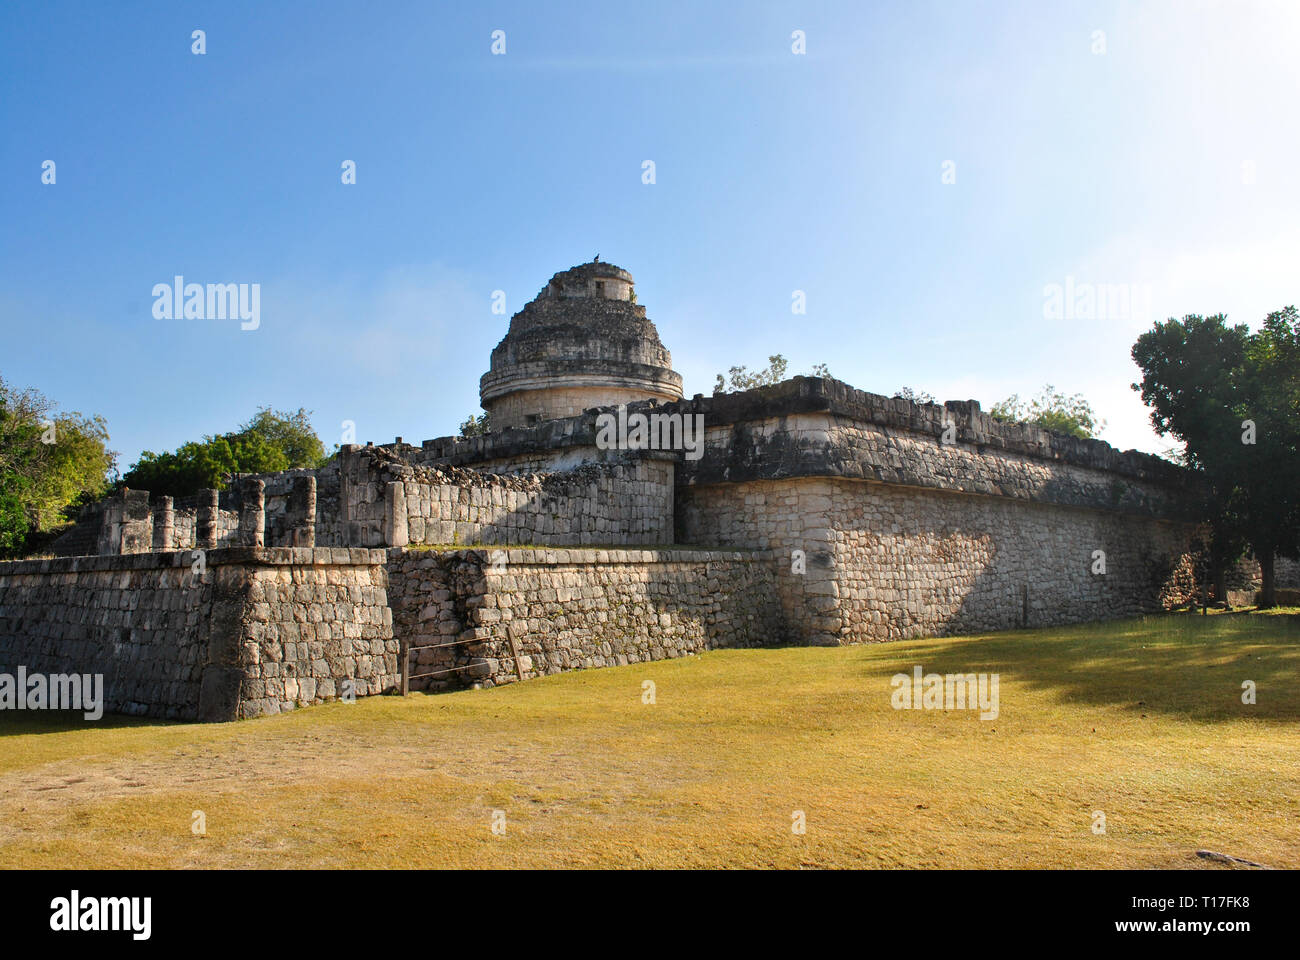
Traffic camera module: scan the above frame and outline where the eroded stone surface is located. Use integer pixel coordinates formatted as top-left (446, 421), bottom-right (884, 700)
top-left (6, 262), bottom-right (1270, 720)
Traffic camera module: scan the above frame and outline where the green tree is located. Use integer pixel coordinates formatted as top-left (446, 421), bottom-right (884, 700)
top-left (712, 356), bottom-right (832, 394)
top-left (121, 408), bottom-right (326, 500)
top-left (239, 407), bottom-right (326, 469)
top-left (1239, 307), bottom-right (1300, 603)
top-left (989, 385), bottom-right (1105, 440)
top-left (0, 375), bottom-right (115, 556)
top-left (1131, 310), bottom-right (1300, 606)
top-left (458, 412), bottom-right (492, 438)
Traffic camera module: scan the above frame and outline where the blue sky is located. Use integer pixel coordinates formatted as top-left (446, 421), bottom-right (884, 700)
top-left (2, 0), bottom-right (1298, 469)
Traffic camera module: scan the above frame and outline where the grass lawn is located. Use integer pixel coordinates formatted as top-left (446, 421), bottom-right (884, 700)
top-left (1, 611), bottom-right (1297, 869)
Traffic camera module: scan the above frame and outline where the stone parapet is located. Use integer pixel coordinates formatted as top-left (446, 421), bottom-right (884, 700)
top-left (0, 547), bottom-right (395, 721)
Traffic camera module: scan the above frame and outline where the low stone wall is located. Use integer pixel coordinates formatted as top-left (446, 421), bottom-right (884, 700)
top-left (386, 550), bottom-right (483, 690)
top-left (237, 549), bottom-right (396, 718)
top-left (0, 552), bottom-right (220, 719)
top-left (399, 460), bottom-right (673, 547)
top-left (1232, 554), bottom-right (1300, 590)
top-left (0, 548), bottom-right (396, 721)
top-left (387, 547), bottom-right (785, 691)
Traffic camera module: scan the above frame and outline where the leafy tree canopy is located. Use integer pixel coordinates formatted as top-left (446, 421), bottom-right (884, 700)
top-left (1131, 309), bottom-right (1300, 605)
top-left (121, 407), bottom-right (327, 500)
top-left (989, 385), bottom-right (1105, 440)
top-left (458, 412), bottom-right (492, 438)
top-left (713, 355), bottom-right (832, 394)
top-left (0, 374), bottom-right (115, 556)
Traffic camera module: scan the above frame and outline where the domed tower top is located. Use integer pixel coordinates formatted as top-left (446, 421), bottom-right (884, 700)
top-left (480, 261), bottom-right (684, 430)
top-left (540, 260), bottom-right (636, 302)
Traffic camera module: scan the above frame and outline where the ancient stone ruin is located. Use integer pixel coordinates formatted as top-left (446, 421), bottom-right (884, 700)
top-left (0, 260), bottom-right (1218, 721)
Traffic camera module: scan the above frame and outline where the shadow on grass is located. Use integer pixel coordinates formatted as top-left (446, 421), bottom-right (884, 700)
top-left (0, 711), bottom-right (181, 737)
top-left (859, 612), bottom-right (1300, 723)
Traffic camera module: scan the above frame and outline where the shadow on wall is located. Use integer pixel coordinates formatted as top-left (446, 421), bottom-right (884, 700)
top-left (826, 481), bottom-right (1202, 644)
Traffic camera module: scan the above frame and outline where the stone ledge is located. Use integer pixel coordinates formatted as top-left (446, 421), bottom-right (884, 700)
top-left (406, 376), bottom-right (1192, 490)
top-left (389, 546), bottom-right (773, 566)
top-left (0, 546), bottom-right (388, 575)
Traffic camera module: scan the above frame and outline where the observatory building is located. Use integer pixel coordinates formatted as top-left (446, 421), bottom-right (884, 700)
top-left (479, 262), bottom-right (683, 430)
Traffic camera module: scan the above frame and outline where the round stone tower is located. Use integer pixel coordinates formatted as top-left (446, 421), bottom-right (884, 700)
top-left (479, 261), bottom-right (684, 430)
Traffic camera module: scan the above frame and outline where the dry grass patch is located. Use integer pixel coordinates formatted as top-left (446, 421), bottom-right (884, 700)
top-left (1, 612), bottom-right (1297, 868)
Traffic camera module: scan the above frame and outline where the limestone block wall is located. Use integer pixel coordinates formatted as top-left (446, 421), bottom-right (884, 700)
top-left (385, 549), bottom-right (484, 691)
top-left (827, 481), bottom-right (1196, 641)
top-left (386, 546), bottom-right (785, 691)
top-left (339, 447), bottom-right (674, 548)
top-left (681, 408), bottom-right (1186, 517)
top-left (50, 445), bottom-right (672, 558)
top-left (237, 549), bottom-right (396, 718)
top-left (0, 548), bottom-right (395, 721)
top-left (823, 414), bottom-right (1184, 514)
top-left (0, 553), bottom-right (222, 719)
top-left (397, 461), bottom-right (672, 547)
top-left (673, 377), bottom-right (1201, 644)
top-left (678, 477), bottom-right (1199, 645)
top-left (677, 478), bottom-right (838, 644)
top-left (171, 508), bottom-right (198, 550)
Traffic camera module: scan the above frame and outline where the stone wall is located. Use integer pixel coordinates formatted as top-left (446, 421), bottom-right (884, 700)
top-left (679, 478), bottom-right (1199, 644)
top-left (678, 407), bottom-right (1190, 517)
top-left (236, 549), bottom-right (396, 718)
top-left (52, 444), bottom-right (674, 558)
top-left (675, 377), bottom-right (1203, 644)
top-left (0, 552), bottom-right (221, 719)
top-left (0, 548), bottom-right (396, 721)
top-left (385, 549), bottom-right (484, 691)
top-left (339, 447), bottom-right (674, 549)
top-left (830, 481), bottom-right (1195, 640)
top-left (18, 372), bottom-right (1218, 722)
top-left (1228, 553), bottom-right (1300, 599)
top-left (386, 547), bottom-right (784, 691)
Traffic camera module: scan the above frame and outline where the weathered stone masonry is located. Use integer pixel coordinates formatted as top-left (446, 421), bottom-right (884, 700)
top-left (0, 549), bottom-right (396, 721)
top-left (0, 260), bottom-right (1222, 720)
top-left (674, 378), bottom-right (1203, 644)
top-left (387, 547), bottom-right (783, 691)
